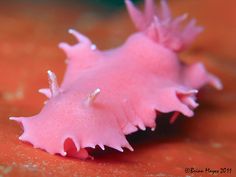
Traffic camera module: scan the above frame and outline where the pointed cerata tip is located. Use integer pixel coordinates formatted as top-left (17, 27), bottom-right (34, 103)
top-left (127, 145), bottom-right (134, 152)
top-left (9, 117), bottom-right (21, 123)
top-left (186, 98), bottom-right (199, 109)
top-left (178, 89), bottom-right (199, 96)
top-left (216, 81), bottom-right (223, 90)
top-left (68, 28), bottom-right (91, 44)
top-left (138, 122), bottom-right (146, 131)
top-left (68, 28), bottom-right (74, 34)
top-left (47, 70), bottom-right (53, 76)
top-left (210, 76), bottom-right (223, 90)
top-left (86, 88), bottom-right (101, 105)
top-left (58, 42), bottom-right (70, 50)
top-left (9, 117), bottom-right (15, 121)
top-left (47, 70), bottom-right (55, 83)
top-left (19, 134), bottom-right (26, 141)
top-left (160, 0), bottom-right (171, 19)
top-left (99, 144), bottom-right (105, 150)
top-left (115, 146), bottom-right (124, 152)
top-left (173, 13), bottom-right (188, 26)
top-left (47, 70), bottom-right (59, 97)
top-left (182, 13), bottom-right (188, 19)
top-left (38, 88), bottom-right (51, 98)
top-left (89, 144), bottom-right (96, 149)
top-left (187, 89), bottom-right (199, 95)
top-left (90, 44), bottom-right (97, 51)
top-left (125, 0), bottom-right (145, 30)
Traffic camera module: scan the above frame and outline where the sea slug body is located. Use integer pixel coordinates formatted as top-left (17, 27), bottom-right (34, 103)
top-left (10, 0), bottom-right (222, 159)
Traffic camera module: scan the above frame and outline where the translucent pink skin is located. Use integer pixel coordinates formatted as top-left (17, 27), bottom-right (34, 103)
top-left (10, 0), bottom-right (222, 159)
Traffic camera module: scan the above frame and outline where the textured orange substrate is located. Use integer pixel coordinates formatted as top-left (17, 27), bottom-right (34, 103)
top-left (0, 0), bottom-right (235, 176)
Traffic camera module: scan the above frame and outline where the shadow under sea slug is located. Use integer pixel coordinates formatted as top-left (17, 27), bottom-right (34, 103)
top-left (10, 0), bottom-right (222, 159)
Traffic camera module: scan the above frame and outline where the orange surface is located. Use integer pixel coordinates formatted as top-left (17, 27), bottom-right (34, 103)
top-left (0, 0), bottom-right (235, 176)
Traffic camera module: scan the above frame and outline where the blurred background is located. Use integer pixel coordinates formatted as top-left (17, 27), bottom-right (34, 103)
top-left (0, 0), bottom-right (235, 176)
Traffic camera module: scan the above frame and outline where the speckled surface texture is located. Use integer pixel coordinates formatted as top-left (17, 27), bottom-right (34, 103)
top-left (0, 0), bottom-right (235, 176)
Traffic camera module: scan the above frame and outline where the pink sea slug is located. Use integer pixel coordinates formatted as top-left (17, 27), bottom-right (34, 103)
top-left (10, 0), bottom-right (222, 159)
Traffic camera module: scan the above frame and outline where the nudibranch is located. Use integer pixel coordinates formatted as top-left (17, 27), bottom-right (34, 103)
top-left (10, 0), bottom-right (222, 159)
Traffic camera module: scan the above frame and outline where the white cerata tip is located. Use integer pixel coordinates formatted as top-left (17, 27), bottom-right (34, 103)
top-left (86, 88), bottom-right (101, 105)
